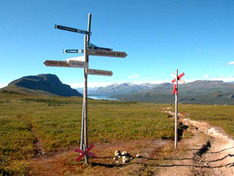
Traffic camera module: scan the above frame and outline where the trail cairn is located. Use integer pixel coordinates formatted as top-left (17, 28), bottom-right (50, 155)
top-left (113, 150), bottom-right (134, 163)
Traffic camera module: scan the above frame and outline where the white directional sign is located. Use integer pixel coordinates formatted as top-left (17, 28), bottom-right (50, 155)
top-left (63, 49), bottom-right (84, 53)
top-left (44, 60), bottom-right (87, 68)
top-left (66, 56), bottom-right (85, 62)
top-left (87, 49), bottom-right (127, 58)
top-left (87, 69), bottom-right (113, 76)
top-left (55, 25), bottom-right (90, 35)
top-left (63, 49), bottom-right (79, 53)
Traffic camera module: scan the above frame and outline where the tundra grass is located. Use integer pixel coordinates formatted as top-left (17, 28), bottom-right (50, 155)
top-left (179, 104), bottom-right (234, 137)
top-left (0, 93), bottom-right (173, 175)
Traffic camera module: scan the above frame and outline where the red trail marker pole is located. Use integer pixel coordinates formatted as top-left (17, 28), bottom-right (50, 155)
top-left (171, 69), bottom-right (185, 149)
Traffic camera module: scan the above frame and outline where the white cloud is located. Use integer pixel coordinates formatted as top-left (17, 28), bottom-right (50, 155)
top-left (211, 77), bottom-right (234, 82)
top-left (128, 73), bottom-right (139, 79)
top-left (201, 75), bottom-right (234, 82)
top-left (0, 83), bottom-right (7, 88)
top-left (227, 61), bottom-right (234, 65)
top-left (68, 75), bottom-right (234, 88)
top-left (202, 76), bottom-right (234, 82)
top-left (133, 80), bottom-right (167, 84)
top-left (68, 82), bottom-right (115, 88)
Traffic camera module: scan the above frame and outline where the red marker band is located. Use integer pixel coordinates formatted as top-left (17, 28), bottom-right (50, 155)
top-left (172, 84), bottom-right (178, 95)
top-left (74, 144), bottom-right (95, 162)
top-left (171, 72), bottom-right (185, 83)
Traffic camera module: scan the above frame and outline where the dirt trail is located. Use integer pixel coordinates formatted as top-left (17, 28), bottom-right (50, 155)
top-left (26, 119), bottom-right (45, 156)
top-left (181, 117), bottom-right (234, 175)
top-left (28, 108), bottom-right (234, 175)
top-left (161, 109), bottom-right (234, 176)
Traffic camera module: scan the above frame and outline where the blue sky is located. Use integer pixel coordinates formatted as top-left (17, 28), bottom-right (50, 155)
top-left (1, 0), bottom-right (234, 88)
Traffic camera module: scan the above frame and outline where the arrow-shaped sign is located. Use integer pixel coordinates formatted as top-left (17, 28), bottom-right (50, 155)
top-left (171, 72), bottom-right (185, 84)
top-left (63, 49), bottom-right (84, 53)
top-left (68, 60), bottom-right (88, 68)
top-left (74, 144), bottom-right (96, 162)
top-left (87, 49), bottom-right (127, 58)
top-left (88, 43), bottom-right (113, 51)
top-left (44, 60), bottom-right (70, 67)
top-left (88, 69), bottom-right (113, 76)
top-left (44, 60), bottom-right (87, 68)
top-left (55, 25), bottom-right (90, 35)
top-left (63, 49), bottom-right (78, 53)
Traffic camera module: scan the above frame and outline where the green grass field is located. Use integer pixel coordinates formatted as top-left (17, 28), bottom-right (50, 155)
top-left (0, 93), bottom-right (173, 175)
top-left (1, 92), bottom-right (234, 175)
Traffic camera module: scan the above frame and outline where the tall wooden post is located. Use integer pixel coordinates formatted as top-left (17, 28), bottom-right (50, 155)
top-left (82, 13), bottom-right (92, 164)
top-left (85, 13), bottom-right (92, 149)
top-left (83, 35), bottom-right (88, 163)
top-left (175, 69), bottom-right (178, 149)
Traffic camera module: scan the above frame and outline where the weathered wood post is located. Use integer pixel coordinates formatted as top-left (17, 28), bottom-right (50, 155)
top-left (82, 13), bottom-right (92, 164)
top-left (83, 35), bottom-right (88, 163)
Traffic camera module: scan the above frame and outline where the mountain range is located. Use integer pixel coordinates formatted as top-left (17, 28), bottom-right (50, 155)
top-left (85, 81), bottom-right (234, 105)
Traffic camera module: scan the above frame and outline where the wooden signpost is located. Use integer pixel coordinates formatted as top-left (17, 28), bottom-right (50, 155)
top-left (68, 60), bottom-right (88, 68)
top-left (63, 49), bottom-right (79, 53)
top-left (87, 49), bottom-right (127, 58)
top-left (171, 69), bottom-right (185, 149)
top-left (54, 24), bottom-right (90, 35)
top-left (63, 49), bottom-right (84, 54)
top-left (87, 69), bottom-right (113, 76)
top-left (44, 60), bottom-right (70, 67)
top-left (44, 13), bottom-right (127, 164)
top-left (44, 60), bottom-right (88, 68)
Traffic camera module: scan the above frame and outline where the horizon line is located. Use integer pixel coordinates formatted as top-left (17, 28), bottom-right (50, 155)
top-left (70, 79), bottom-right (234, 89)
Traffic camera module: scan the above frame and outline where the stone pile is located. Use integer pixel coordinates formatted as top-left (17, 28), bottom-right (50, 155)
top-left (113, 150), bottom-right (134, 163)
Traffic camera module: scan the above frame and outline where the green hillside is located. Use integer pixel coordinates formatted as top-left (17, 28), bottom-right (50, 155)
top-left (2, 74), bottom-right (82, 97)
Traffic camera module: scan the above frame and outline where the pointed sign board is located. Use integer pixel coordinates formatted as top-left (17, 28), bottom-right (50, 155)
top-left (87, 69), bottom-right (113, 76)
top-left (68, 60), bottom-right (88, 68)
top-left (44, 60), bottom-right (70, 67)
top-left (44, 60), bottom-right (88, 68)
top-left (63, 49), bottom-right (84, 54)
top-left (55, 25), bottom-right (90, 35)
top-left (63, 49), bottom-right (79, 53)
top-left (88, 43), bottom-right (113, 51)
top-left (87, 49), bottom-right (127, 58)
